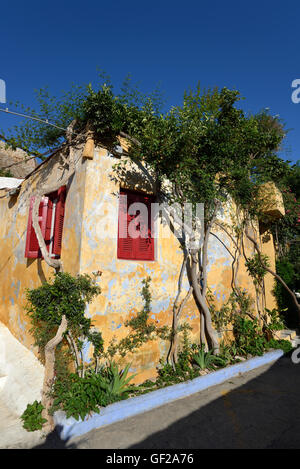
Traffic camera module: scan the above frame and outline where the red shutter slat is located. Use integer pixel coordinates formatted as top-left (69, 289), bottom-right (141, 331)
top-left (25, 196), bottom-right (49, 258)
top-left (52, 186), bottom-right (66, 256)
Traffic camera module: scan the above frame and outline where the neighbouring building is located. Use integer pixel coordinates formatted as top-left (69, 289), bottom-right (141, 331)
top-left (0, 141), bottom-right (36, 178)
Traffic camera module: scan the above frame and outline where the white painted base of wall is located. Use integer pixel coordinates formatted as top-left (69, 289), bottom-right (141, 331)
top-left (0, 322), bottom-right (44, 415)
top-left (54, 349), bottom-right (284, 441)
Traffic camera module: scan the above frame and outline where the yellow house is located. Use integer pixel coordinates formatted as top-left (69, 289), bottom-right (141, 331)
top-left (0, 139), bottom-right (281, 391)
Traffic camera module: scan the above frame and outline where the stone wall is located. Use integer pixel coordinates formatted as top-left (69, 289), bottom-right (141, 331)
top-left (0, 141), bottom-right (36, 178)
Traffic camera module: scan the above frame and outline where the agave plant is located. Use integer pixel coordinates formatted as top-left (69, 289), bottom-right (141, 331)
top-left (98, 361), bottom-right (137, 396)
top-left (192, 347), bottom-right (215, 370)
top-left (192, 347), bottom-right (228, 370)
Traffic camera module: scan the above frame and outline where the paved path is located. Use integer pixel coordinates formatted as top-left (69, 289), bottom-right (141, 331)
top-left (34, 355), bottom-right (300, 449)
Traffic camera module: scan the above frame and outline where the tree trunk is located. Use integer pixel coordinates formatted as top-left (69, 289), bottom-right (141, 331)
top-left (41, 315), bottom-right (68, 431)
top-left (168, 286), bottom-right (193, 367)
top-left (190, 250), bottom-right (220, 354)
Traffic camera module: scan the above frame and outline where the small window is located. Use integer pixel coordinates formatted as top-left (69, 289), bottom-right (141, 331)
top-left (117, 189), bottom-right (155, 261)
top-left (25, 186), bottom-right (66, 259)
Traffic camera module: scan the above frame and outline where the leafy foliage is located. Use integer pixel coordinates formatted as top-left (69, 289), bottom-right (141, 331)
top-left (51, 371), bottom-right (121, 421)
top-left (94, 361), bottom-right (137, 396)
top-left (265, 338), bottom-right (292, 354)
top-left (245, 254), bottom-right (269, 285)
top-left (51, 362), bottom-right (136, 421)
top-left (192, 347), bottom-right (224, 370)
top-left (274, 255), bottom-right (300, 328)
top-left (263, 308), bottom-right (286, 333)
top-left (20, 401), bottom-right (47, 432)
top-left (233, 317), bottom-right (266, 356)
top-left (209, 288), bottom-right (255, 331)
top-left (233, 315), bottom-right (291, 357)
top-left (26, 272), bottom-right (101, 380)
top-left (106, 277), bottom-right (170, 359)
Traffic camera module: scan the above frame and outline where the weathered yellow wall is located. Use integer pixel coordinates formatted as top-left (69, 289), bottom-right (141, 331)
top-left (76, 147), bottom-right (267, 382)
top-left (0, 144), bottom-right (279, 383)
top-left (0, 149), bottom-right (87, 350)
top-left (78, 148), bottom-right (195, 382)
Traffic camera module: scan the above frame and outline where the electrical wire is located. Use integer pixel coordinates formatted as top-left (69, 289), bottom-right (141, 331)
top-left (0, 107), bottom-right (76, 133)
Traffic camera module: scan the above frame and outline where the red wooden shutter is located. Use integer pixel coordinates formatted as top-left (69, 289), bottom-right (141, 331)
top-left (117, 190), bottom-right (134, 259)
top-left (44, 198), bottom-right (53, 250)
top-left (135, 193), bottom-right (154, 260)
top-left (117, 189), bottom-right (154, 261)
top-left (25, 196), bottom-right (49, 258)
top-left (52, 186), bottom-right (66, 256)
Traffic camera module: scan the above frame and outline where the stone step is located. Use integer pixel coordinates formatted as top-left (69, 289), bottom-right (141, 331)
top-left (277, 329), bottom-right (297, 341)
top-left (291, 337), bottom-right (300, 348)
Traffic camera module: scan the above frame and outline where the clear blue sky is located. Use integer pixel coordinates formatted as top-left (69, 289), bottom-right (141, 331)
top-left (1, 0), bottom-right (300, 163)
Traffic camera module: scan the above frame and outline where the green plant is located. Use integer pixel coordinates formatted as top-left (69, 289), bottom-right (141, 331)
top-left (209, 288), bottom-right (255, 331)
top-left (20, 401), bottom-right (47, 432)
top-left (155, 330), bottom-right (198, 386)
top-left (106, 277), bottom-right (170, 359)
top-left (51, 373), bottom-right (115, 421)
top-left (263, 308), bottom-right (286, 334)
top-left (245, 254), bottom-right (269, 285)
top-left (233, 316), bottom-right (266, 357)
top-left (192, 347), bottom-right (214, 370)
top-left (26, 272), bottom-right (101, 379)
top-left (218, 342), bottom-right (239, 364)
top-left (274, 257), bottom-right (299, 328)
top-left (97, 361), bottom-right (137, 396)
top-left (233, 314), bottom-right (292, 357)
top-left (265, 338), bottom-right (293, 354)
top-left (50, 361), bottom-right (137, 421)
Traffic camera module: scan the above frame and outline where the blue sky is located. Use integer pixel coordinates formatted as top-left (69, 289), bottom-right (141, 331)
top-left (1, 0), bottom-right (300, 163)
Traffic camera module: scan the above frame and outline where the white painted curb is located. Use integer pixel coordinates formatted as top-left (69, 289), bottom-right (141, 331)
top-left (54, 349), bottom-right (284, 441)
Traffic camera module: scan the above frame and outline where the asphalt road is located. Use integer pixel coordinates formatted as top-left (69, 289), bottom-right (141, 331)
top-left (35, 355), bottom-right (300, 449)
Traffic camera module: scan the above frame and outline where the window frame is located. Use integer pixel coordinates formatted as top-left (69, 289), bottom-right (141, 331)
top-left (117, 188), bottom-right (156, 261)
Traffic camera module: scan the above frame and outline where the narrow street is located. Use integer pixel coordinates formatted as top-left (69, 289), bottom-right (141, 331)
top-left (36, 355), bottom-right (300, 449)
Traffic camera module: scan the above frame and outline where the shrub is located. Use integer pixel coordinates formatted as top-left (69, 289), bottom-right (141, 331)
top-left (21, 401), bottom-right (47, 432)
top-left (25, 272), bottom-right (102, 380)
top-left (233, 317), bottom-right (266, 356)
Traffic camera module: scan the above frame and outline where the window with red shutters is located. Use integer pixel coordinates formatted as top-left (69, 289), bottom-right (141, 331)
top-left (117, 189), bottom-right (155, 261)
top-left (25, 186), bottom-right (66, 259)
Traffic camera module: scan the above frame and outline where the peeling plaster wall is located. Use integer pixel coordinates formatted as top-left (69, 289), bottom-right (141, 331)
top-left (0, 144), bottom-right (278, 384)
top-left (0, 149), bottom-right (86, 353)
top-left (78, 148), bottom-right (194, 383)
top-left (78, 147), bottom-right (271, 383)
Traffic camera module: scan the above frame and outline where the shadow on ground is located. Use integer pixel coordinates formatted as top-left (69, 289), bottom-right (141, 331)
top-left (33, 425), bottom-right (77, 449)
top-left (33, 355), bottom-right (300, 449)
top-left (128, 355), bottom-right (300, 449)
